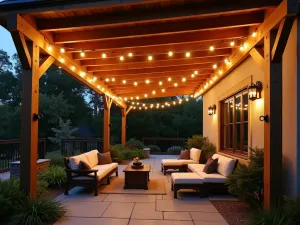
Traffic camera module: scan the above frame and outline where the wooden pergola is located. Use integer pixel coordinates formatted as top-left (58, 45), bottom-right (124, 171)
top-left (0, 0), bottom-right (298, 209)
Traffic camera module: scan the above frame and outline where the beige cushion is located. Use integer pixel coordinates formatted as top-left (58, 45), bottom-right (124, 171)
top-left (188, 164), bottom-right (205, 173)
top-left (84, 150), bottom-right (99, 168)
top-left (69, 154), bottom-right (90, 170)
top-left (212, 154), bottom-right (237, 177)
top-left (182, 160), bottom-right (198, 165)
top-left (93, 163), bottom-right (118, 172)
top-left (190, 148), bottom-right (201, 162)
top-left (197, 171), bottom-right (226, 183)
top-left (171, 173), bottom-right (204, 184)
top-left (162, 159), bottom-right (183, 166)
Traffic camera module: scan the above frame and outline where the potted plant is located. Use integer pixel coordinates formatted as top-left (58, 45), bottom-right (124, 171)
top-left (133, 157), bottom-right (142, 166)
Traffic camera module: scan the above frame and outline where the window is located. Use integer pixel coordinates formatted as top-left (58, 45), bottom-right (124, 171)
top-left (221, 90), bottom-right (248, 157)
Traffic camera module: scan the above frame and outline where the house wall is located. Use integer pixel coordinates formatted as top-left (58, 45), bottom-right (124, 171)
top-left (203, 57), bottom-right (264, 164)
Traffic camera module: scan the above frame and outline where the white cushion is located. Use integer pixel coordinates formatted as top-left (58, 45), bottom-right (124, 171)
top-left (162, 159), bottom-right (183, 166)
top-left (190, 148), bottom-right (201, 162)
top-left (188, 164), bottom-right (205, 173)
top-left (69, 154), bottom-right (90, 170)
top-left (93, 163), bottom-right (118, 171)
top-left (212, 154), bottom-right (236, 177)
top-left (84, 150), bottom-right (99, 168)
top-left (171, 173), bottom-right (204, 184)
top-left (196, 171), bottom-right (227, 183)
top-left (182, 160), bottom-right (198, 165)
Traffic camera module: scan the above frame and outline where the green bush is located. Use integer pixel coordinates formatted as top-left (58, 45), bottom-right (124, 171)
top-left (126, 138), bottom-right (145, 150)
top-left (245, 196), bottom-right (300, 225)
top-left (39, 165), bottom-right (66, 188)
top-left (167, 146), bottom-right (184, 154)
top-left (147, 145), bottom-right (161, 152)
top-left (123, 149), bottom-right (145, 160)
top-left (201, 142), bottom-right (216, 159)
top-left (46, 151), bottom-right (65, 167)
top-left (8, 197), bottom-right (65, 225)
top-left (225, 147), bottom-right (264, 208)
top-left (110, 144), bottom-right (125, 163)
top-left (186, 134), bottom-right (208, 150)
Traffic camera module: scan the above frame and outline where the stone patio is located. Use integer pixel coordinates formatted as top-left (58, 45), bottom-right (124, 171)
top-left (55, 155), bottom-right (231, 225)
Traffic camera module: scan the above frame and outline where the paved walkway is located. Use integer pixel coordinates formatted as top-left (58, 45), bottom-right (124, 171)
top-left (55, 155), bottom-right (230, 225)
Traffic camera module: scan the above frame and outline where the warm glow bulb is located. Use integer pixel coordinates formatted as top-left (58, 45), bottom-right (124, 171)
top-left (182, 77), bottom-right (186, 82)
top-left (230, 41), bottom-right (235, 47)
top-left (159, 81), bottom-right (163, 85)
top-left (185, 52), bottom-right (191, 57)
top-left (152, 90), bottom-right (156, 95)
top-left (209, 46), bottom-right (214, 51)
top-left (136, 96), bottom-right (139, 100)
top-left (124, 97), bottom-right (128, 101)
top-left (137, 102), bottom-right (140, 105)
top-left (191, 74), bottom-right (195, 78)
top-left (218, 70), bottom-right (223, 75)
top-left (80, 51), bottom-right (85, 57)
top-left (97, 85), bottom-right (100, 89)
top-left (120, 55), bottom-right (124, 61)
top-left (145, 80), bottom-right (150, 84)
top-left (112, 78), bottom-right (115, 82)
top-left (105, 78), bottom-right (109, 82)
top-left (93, 77), bottom-right (97, 82)
top-left (194, 70), bottom-right (198, 75)
top-left (80, 71), bottom-right (86, 77)
top-left (122, 80), bottom-right (126, 84)
top-left (213, 64), bottom-right (217, 69)
top-left (174, 83), bottom-right (178, 87)
top-left (60, 58), bottom-right (65, 63)
top-left (60, 48), bottom-right (65, 53)
top-left (168, 77), bottom-right (172, 82)
top-left (145, 107), bottom-right (148, 110)
top-left (71, 66), bottom-right (75, 71)
top-left (102, 53), bottom-right (107, 58)
top-left (143, 104), bottom-right (145, 107)
top-left (168, 51), bottom-right (173, 57)
top-left (128, 52), bottom-right (133, 57)
top-left (148, 55), bottom-right (153, 61)
top-left (240, 45), bottom-right (244, 51)
top-left (252, 32), bottom-right (257, 37)
top-left (134, 82), bottom-right (138, 86)
top-left (48, 45), bottom-right (53, 51)
top-left (144, 94), bottom-right (148, 97)
top-left (130, 97), bottom-right (133, 100)
top-left (162, 89), bottom-right (165, 92)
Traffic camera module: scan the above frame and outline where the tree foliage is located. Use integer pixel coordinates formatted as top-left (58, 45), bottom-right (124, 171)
top-left (48, 118), bottom-right (78, 145)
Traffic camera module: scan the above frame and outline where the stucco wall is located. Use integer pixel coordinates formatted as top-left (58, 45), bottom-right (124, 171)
top-left (282, 19), bottom-right (299, 197)
top-left (203, 57), bottom-right (265, 164)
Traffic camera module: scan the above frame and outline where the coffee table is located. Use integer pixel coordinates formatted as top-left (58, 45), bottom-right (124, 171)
top-left (123, 164), bottom-right (151, 189)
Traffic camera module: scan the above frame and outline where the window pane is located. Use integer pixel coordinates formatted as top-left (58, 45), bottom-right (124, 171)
top-left (243, 123), bottom-right (248, 152)
top-left (235, 95), bottom-right (241, 122)
top-left (229, 99), bottom-right (234, 123)
top-left (243, 92), bottom-right (248, 122)
top-left (223, 125), bottom-right (227, 148)
top-left (223, 102), bottom-right (228, 124)
top-left (229, 124), bottom-right (233, 148)
top-left (235, 124), bottom-right (241, 150)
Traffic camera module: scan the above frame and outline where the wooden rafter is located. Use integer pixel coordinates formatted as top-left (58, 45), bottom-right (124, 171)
top-left (38, 55), bottom-right (54, 78)
top-left (10, 32), bottom-right (32, 69)
top-left (249, 47), bottom-right (266, 71)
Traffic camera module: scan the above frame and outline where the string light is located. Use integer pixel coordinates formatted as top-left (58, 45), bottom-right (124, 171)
top-left (134, 82), bottom-right (138, 86)
top-left (168, 77), bottom-right (172, 82)
top-left (47, 45), bottom-right (53, 51)
top-left (136, 96), bottom-right (140, 100)
top-left (168, 51), bottom-right (173, 57)
top-left (80, 50), bottom-right (85, 57)
top-left (148, 55), bottom-right (153, 61)
top-left (71, 66), bottom-right (75, 71)
top-left (218, 70), bottom-right (223, 75)
top-left (162, 89), bottom-right (165, 92)
top-left (240, 45), bottom-right (244, 51)
top-left (144, 94), bottom-right (148, 97)
top-left (105, 78), bottom-right (110, 82)
top-left (122, 80), bottom-right (126, 84)
top-left (102, 53), bottom-right (107, 58)
top-left (152, 90), bottom-right (156, 95)
top-left (93, 77), bottom-right (97, 82)
top-left (97, 85), bottom-right (100, 89)
top-left (80, 71), bottom-right (86, 77)
top-left (230, 41), bottom-right (235, 47)
top-left (252, 32), bottom-right (257, 37)
top-left (120, 55), bottom-right (124, 61)
top-left (60, 58), bottom-right (65, 63)
top-left (124, 97), bottom-right (128, 101)
top-left (209, 46), bottom-right (214, 51)
top-left (145, 80), bottom-right (150, 84)
top-left (128, 52), bottom-right (133, 57)
top-left (159, 81), bottom-right (163, 85)
top-left (60, 48), bottom-right (65, 53)
top-left (111, 78), bottom-right (115, 82)
top-left (191, 74), bottom-right (195, 78)
top-left (174, 83), bottom-right (178, 87)
top-left (213, 64), bottom-right (217, 69)
top-left (185, 52), bottom-right (191, 57)
top-left (182, 77), bottom-right (186, 82)
top-left (194, 70), bottom-right (198, 75)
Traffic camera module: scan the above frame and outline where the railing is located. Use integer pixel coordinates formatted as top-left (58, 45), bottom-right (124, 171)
top-left (0, 139), bottom-right (46, 172)
top-left (143, 137), bottom-right (188, 154)
top-left (61, 138), bottom-right (103, 156)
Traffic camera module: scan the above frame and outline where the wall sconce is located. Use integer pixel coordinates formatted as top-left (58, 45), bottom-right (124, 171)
top-left (208, 104), bottom-right (216, 116)
top-left (248, 81), bottom-right (262, 101)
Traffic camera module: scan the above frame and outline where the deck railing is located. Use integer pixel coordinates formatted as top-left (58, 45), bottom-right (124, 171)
top-left (61, 138), bottom-right (103, 156)
top-left (0, 139), bottom-right (46, 172)
top-left (142, 137), bottom-right (188, 154)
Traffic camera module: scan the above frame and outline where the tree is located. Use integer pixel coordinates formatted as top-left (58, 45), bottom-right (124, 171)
top-left (0, 49), bottom-right (12, 73)
top-left (48, 118), bottom-right (78, 145)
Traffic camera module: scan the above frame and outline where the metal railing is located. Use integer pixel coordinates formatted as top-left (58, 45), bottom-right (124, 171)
top-left (0, 139), bottom-right (46, 172)
top-left (143, 137), bottom-right (188, 154)
top-left (61, 138), bottom-right (103, 156)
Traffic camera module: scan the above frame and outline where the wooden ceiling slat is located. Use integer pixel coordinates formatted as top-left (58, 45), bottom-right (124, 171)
top-left (53, 12), bottom-right (263, 44)
top-left (118, 90), bottom-right (195, 99)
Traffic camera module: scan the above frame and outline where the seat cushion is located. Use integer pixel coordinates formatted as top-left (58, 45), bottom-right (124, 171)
top-left (69, 154), bottom-right (90, 170)
top-left (171, 173), bottom-right (204, 184)
top-left (188, 164), bottom-right (205, 173)
top-left (190, 148), bottom-right (201, 162)
top-left (84, 150), bottom-right (99, 168)
top-left (196, 171), bottom-right (226, 183)
top-left (162, 159), bottom-right (183, 166)
top-left (93, 163), bottom-right (118, 171)
top-left (181, 160), bottom-right (198, 165)
top-left (212, 154), bottom-right (237, 177)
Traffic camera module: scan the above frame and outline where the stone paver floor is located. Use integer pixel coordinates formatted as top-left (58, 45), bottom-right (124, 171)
top-left (55, 155), bottom-right (231, 225)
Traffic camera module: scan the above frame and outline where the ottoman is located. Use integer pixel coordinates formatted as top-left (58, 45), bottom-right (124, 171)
top-left (171, 173), bottom-right (204, 198)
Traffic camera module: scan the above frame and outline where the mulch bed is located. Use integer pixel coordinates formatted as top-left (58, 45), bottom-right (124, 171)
top-left (210, 200), bottom-right (251, 225)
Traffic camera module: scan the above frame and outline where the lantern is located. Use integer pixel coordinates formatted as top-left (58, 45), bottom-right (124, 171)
top-left (248, 81), bottom-right (262, 101)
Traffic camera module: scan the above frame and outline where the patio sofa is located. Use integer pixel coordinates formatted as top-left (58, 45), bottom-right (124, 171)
top-left (161, 148), bottom-right (201, 175)
top-left (64, 150), bottom-right (118, 196)
top-left (171, 154), bottom-right (238, 198)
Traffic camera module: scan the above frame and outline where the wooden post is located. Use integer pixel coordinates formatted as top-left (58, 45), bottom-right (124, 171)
top-left (103, 96), bottom-right (112, 152)
top-left (121, 108), bottom-right (126, 146)
top-left (264, 31), bottom-right (283, 210)
top-left (20, 41), bottom-right (39, 197)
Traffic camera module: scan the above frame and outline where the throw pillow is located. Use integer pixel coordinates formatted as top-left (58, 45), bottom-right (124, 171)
top-left (79, 160), bottom-right (91, 170)
top-left (203, 158), bottom-right (218, 174)
top-left (98, 152), bottom-right (113, 165)
top-left (178, 150), bottom-right (190, 160)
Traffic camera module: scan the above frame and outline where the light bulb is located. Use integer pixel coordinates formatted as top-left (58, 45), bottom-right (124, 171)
top-left (112, 78), bottom-right (115, 82)
top-left (102, 53), bottom-right (107, 58)
top-left (162, 105), bottom-right (165, 108)
top-left (209, 46), bottom-right (214, 51)
top-left (162, 89), bottom-right (165, 93)
top-left (145, 107), bottom-right (148, 110)
top-left (105, 78), bottom-right (110, 82)
top-left (168, 77), bottom-right (172, 82)
top-left (143, 104), bottom-right (145, 106)
top-left (240, 45), bottom-right (244, 51)
top-left (174, 83), bottom-right (178, 87)
top-left (218, 70), bottom-right (223, 75)
top-left (97, 85), bottom-right (100, 89)
top-left (182, 77), bottom-right (186, 82)
top-left (60, 58), bottom-right (65, 63)
top-left (48, 45), bottom-right (53, 51)
top-left (93, 77), bottom-right (97, 82)
top-left (144, 94), bottom-right (148, 97)
top-left (136, 96), bottom-right (139, 100)
top-left (252, 32), bottom-right (257, 37)
top-left (122, 80), bottom-right (126, 84)
top-left (80, 51), bottom-right (85, 57)
top-left (132, 102), bottom-right (135, 105)
top-left (159, 81), bottom-right (163, 85)
top-left (191, 74), bottom-right (195, 78)
top-left (80, 71), bottom-right (86, 77)
top-left (145, 80), bottom-right (150, 84)
top-left (168, 51), bottom-right (173, 56)
top-left (134, 82), bottom-right (138, 86)
top-left (71, 66), bottom-right (75, 71)
top-left (128, 52), bottom-right (133, 57)
top-left (152, 90), bottom-right (156, 95)
top-left (130, 97), bottom-right (133, 100)
top-left (230, 41), bottom-right (235, 47)
top-left (148, 55), bottom-right (153, 61)
top-left (124, 97), bottom-right (128, 101)
top-left (213, 64), bottom-right (217, 69)
top-left (194, 70), bottom-right (198, 75)
top-left (60, 48), bottom-right (65, 53)
top-left (185, 52), bottom-right (191, 57)
top-left (120, 55), bottom-right (124, 61)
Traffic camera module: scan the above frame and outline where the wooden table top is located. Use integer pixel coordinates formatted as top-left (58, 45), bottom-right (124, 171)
top-left (123, 164), bottom-right (151, 172)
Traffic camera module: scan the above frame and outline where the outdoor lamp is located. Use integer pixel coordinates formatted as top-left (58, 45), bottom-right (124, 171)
top-left (208, 106), bottom-right (213, 116)
top-left (248, 81), bottom-right (262, 101)
top-left (208, 105), bottom-right (216, 116)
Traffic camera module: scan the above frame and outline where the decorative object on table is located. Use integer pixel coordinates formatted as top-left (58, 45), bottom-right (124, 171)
top-left (132, 157), bottom-right (143, 168)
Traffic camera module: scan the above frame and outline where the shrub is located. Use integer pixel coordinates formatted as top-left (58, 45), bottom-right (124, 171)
top-left (123, 149), bottom-right (145, 160)
top-left (201, 142), bottom-right (217, 159)
top-left (39, 165), bottom-right (66, 188)
top-left (167, 146), bottom-right (184, 154)
top-left (126, 138), bottom-right (145, 150)
top-left (110, 144), bottom-right (125, 163)
top-left (225, 147), bottom-right (264, 208)
top-left (245, 196), bottom-right (300, 225)
top-left (8, 197), bottom-right (65, 225)
top-left (147, 145), bottom-right (161, 153)
top-left (46, 151), bottom-right (65, 167)
top-left (186, 134), bottom-right (209, 149)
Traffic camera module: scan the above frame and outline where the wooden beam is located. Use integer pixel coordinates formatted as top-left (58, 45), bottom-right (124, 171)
top-left (53, 13), bottom-right (262, 44)
top-left (7, 14), bottom-right (126, 108)
top-left (63, 27), bottom-right (248, 51)
top-left (249, 47), bottom-right (266, 71)
top-left (271, 17), bottom-right (295, 62)
top-left (38, 55), bottom-right (54, 78)
top-left (121, 108), bottom-right (126, 146)
top-left (108, 79), bottom-right (208, 87)
top-left (194, 0), bottom-right (298, 97)
top-left (103, 95), bottom-right (112, 152)
top-left (10, 32), bottom-right (32, 69)
top-left (79, 49), bottom-right (231, 66)
top-left (264, 31), bottom-right (283, 210)
top-left (20, 41), bottom-right (39, 197)
top-left (84, 57), bottom-right (224, 71)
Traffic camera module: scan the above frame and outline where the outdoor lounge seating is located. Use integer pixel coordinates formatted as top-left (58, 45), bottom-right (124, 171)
top-left (171, 154), bottom-right (238, 198)
top-left (64, 150), bottom-right (118, 196)
top-left (161, 148), bottom-right (202, 175)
